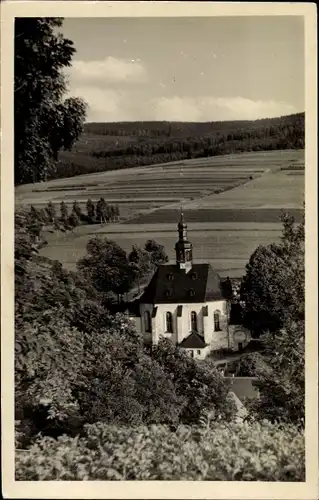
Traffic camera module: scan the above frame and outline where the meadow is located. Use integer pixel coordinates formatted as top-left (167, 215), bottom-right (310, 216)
top-left (16, 149), bottom-right (304, 277)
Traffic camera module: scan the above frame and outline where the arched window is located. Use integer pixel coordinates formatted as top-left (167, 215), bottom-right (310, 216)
top-left (166, 312), bottom-right (173, 333)
top-left (191, 311), bottom-right (198, 332)
top-left (214, 311), bottom-right (221, 331)
top-left (144, 311), bottom-right (152, 333)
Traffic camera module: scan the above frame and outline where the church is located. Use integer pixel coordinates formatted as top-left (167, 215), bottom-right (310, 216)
top-left (130, 212), bottom-right (251, 359)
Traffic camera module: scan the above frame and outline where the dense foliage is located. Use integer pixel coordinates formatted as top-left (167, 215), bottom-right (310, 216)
top-left (241, 212), bottom-right (304, 334)
top-left (77, 237), bottom-right (136, 301)
top-left (239, 212), bottom-right (305, 426)
top-left (15, 218), bottom-right (235, 446)
top-left (55, 113), bottom-right (305, 179)
top-left (14, 18), bottom-right (87, 184)
top-left (246, 322), bottom-right (305, 426)
top-left (16, 421), bottom-right (304, 481)
top-left (77, 236), bottom-right (169, 301)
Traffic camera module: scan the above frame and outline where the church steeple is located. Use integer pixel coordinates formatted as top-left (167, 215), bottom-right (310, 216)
top-left (175, 209), bottom-right (193, 272)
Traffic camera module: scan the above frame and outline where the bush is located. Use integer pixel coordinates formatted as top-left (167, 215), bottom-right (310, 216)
top-left (15, 420), bottom-right (304, 481)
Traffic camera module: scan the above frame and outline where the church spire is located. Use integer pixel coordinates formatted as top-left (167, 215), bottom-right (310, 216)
top-left (175, 209), bottom-right (193, 272)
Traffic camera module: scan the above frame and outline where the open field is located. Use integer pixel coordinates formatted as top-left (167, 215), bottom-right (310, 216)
top-left (41, 221), bottom-right (284, 277)
top-left (16, 149), bottom-right (304, 277)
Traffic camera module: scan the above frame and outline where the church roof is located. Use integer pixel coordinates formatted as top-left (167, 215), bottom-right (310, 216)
top-left (139, 263), bottom-right (232, 304)
top-left (179, 332), bottom-right (208, 349)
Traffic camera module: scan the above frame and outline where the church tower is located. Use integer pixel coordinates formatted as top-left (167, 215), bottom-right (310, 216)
top-left (175, 210), bottom-right (193, 272)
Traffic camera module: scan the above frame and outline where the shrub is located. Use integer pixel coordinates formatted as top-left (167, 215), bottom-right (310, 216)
top-left (15, 420), bottom-right (304, 481)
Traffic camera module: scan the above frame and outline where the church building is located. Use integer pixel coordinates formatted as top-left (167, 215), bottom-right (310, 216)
top-left (131, 212), bottom-right (251, 359)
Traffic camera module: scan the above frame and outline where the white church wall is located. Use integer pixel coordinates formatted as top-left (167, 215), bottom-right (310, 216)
top-left (204, 300), bottom-right (228, 344)
top-left (139, 299), bottom-right (249, 357)
top-left (154, 302), bottom-right (206, 343)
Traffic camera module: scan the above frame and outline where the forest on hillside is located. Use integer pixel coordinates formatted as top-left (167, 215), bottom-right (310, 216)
top-left (55, 112), bottom-right (305, 179)
top-left (84, 113), bottom-right (305, 139)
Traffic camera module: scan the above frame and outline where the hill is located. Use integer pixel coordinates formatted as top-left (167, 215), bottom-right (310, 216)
top-left (55, 113), bottom-right (304, 180)
top-left (84, 112), bottom-right (305, 138)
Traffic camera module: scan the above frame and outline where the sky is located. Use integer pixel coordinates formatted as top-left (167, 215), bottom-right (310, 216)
top-left (62, 16), bottom-right (305, 123)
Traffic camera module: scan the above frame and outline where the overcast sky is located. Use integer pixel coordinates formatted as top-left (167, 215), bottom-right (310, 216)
top-left (62, 16), bottom-right (304, 123)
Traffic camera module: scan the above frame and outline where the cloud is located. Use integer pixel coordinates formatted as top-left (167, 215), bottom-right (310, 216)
top-left (67, 86), bottom-right (299, 122)
top-left (67, 57), bottom-right (148, 86)
top-left (152, 96), bottom-right (298, 121)
top-left (70, 87), bottom-right (127, 122)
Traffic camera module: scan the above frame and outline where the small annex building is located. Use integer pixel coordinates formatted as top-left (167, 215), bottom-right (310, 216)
top-left (130, 211), bottom-right (251, 359)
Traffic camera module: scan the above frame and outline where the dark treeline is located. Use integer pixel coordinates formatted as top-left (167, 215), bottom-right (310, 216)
top-left (54, 112), bottom-right (305, 179)
top-left (83, 113), bottom-right (305, 139)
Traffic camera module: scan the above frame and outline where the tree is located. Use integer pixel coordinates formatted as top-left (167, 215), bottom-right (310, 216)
top-left (151, 338), bottom-right (236, 424)
top-left (114, 204), bottom-right (120, 221)
top-left (241, 212), bottom-right (304, 335)
top-left (128, 245), bottom-right (153, 293)
top-left (96, 198), bottom-right (107, 224)
top-left (68, 211), bottom-right (79, 231)
top-left (59, 201), bottom-right (69, 224)
top-left (108, 205), bottom-right (115, 222)
top-left (77, 237), bottom-right (136, 301)
top-left (144, 240), bottom-right (169, 267)
top-left (37, 207), bottom-right (49, 224)
top-left (14, 18), bottom-right (87, 184)
top-left (45, 201), bottom-right (56, 223)
top-left (72, 201), bottom-right (82, 219)
top-left (247, 321), bottom-right (304, 426)
top-left (15, 209), bottom-right (43, 264)
top-left (86, 199), bottom-right (95, 222)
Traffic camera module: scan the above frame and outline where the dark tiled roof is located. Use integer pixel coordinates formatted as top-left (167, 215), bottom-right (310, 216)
top-left (139, 263), bottom-right (231, 304)
top-left (179, 332), bottom-right (208, 349)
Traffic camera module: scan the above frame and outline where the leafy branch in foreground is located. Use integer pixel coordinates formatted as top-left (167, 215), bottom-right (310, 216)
top-left (14, 18), bottom-right (87, 184)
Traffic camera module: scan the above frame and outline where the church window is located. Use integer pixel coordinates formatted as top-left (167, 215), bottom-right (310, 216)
top-left (197, 350), bottom-right (201, 355)
top-left (144, 311), bottom-right (152, 333)
top-left (191, 311), bottom-right (198, 332)
top-left (166, 312), bottom-right (173, 333)
top-left (167, 273), bottom-right (174, 281)
top-left (188, 288), bottom-right (195, 297)
top-left (191, 272), bottom-right (197, 280)
top-left (165, 289), bottom-right (172, 297)
top-left (214, 311), bottom-right (221, 331)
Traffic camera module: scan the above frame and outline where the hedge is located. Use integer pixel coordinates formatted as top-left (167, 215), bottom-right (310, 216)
top-left (15, 420), bottom-right (304, 481)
